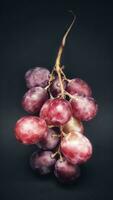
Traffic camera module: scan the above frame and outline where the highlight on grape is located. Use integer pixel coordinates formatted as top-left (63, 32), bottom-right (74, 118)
top-left (14, 12), bottom-right (98, 183)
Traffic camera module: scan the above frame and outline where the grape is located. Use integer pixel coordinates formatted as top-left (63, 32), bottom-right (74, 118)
top-left (61, 132), bottom-right (92, 165)
top-left (25, 67), bottom-right (50, 88)
top-left (39, 99), bottom-right (51, 124)
top-left (66, 78), bottom-right (92, 96)
top-left (54, 159), bottom-right (80, 183)
top-left (22, 87), bottom-right (48, 113)
top-left (63, 116), bottom-right (84, 134)
top-left (70, 95), bottom-right (98, 121)
top-left (37, 128), bottom-right (59, 150)
top-left (14, 116), bottom-right (47, 144)
top-left (40, 98), bottom-right (72, 126)
top-left (30, 151), bottom-right (56, 175)
top-left (50, 77), bottom-right (66, 97)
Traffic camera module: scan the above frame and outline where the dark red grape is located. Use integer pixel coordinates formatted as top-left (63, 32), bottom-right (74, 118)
top-left (14, 116), bottom-right (47, 144)
top-left (70, 95), bottom-right (98, 121)
top-left (50, 77), bottom-right (67, 97)
top-left (40, 98), bottom-right (72, 126)
top-left (54, 159), bottom-right (80, 182)
top-left (30, 151), bottom-right (56, 175)
top-left (63, 116), bottom-right (84, 134)
top-left (25, 67), bottom-right (50, 88)
top-left (66, 78), bottom-right (92, 96)
top-left (61, 132), bottom-right (93, 165)
top-left (37, 128), bottom-right (59, 150)
top-left (22, 87), bottom-right (48, 113)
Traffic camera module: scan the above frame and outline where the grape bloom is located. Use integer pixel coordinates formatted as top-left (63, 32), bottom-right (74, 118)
top-left (30, 151), bottom-right (56, 175)
top-left (54, 159), bottom-right (80, 182)
top-left (37, 128), bottom-right (59, 150)
top-left (40, 98), bottom-right (72, 126)
top-left (15, 116), bottom-right (48, 144)
top-left (22, 86), bottom-right (48, 113)
top-left (66, 78), bottom-right (92, 97)
top-left (61, 132), bottom-right (93, 165)
top-left (25, 67), bottom-right (50, 88)
top-left (14, 12), bottom-right (98, 183)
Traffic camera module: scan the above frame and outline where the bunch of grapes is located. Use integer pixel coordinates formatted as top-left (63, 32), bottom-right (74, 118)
top-left (14, 14), bottom-right (98, 183)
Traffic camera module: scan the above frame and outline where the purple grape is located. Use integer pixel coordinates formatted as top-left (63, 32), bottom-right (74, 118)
top-left (30, 151), bottom-right (56, 175)
top-left (22, 87), bottom-right (48, 113)
top-left (70, 95), bottom-right (98, 121)
top-left (66, 78), bottom-right (92, 97)
top-left (37, 128), bottom-right (59, 150)
top-left (54, 159), bottom-right (80, 183)
top-left (50, 77), bottom-right (67, 97)
top-left (25, 67), bottom-right (50, 88)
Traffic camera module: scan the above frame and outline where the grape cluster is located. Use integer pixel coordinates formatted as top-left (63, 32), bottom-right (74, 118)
top-left (14, 14), bottom-right (98, 183)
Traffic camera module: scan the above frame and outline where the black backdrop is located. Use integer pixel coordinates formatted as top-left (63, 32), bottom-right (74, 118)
top-left (1, 0), bottom-right (113, 200)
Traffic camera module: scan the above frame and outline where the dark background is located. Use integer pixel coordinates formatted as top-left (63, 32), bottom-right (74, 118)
top-left (1, 0), bottom-right (113, 199)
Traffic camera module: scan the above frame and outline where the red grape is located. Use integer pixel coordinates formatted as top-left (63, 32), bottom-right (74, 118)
top-left (25, 67), bottom-right (50, 88)
top-left (66, 78), bottom-right (92, 96)
top-left (37, 128), bottom-right (59, 150)
top-left (61, 132), bottom-right (93, 165)
top-left (40, 98), bottom-right (72, 126)
top-left (50, 77), bottom-right (66, 97)
top-left (63, 116), bottom-right (84, 134)
top-left (70, 95), bottom-right (98, 121)
top-left (54, 159), bottom-right (80, 182)
top-left (30, 151), bottom-right (56, 174)
top-left (15, 116), bottom-right (47, 144)
top-left (22, 87), bottom-right (48, 113)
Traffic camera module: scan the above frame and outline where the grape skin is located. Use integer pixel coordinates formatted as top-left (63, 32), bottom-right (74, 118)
top-left (70, 95), bottom-right (98, 121)
top-left (63, 116), bottom-right (84, 134)
top-left (37, 128), bottom-right (59, 150)
top-left (22, 87), bottom-right (48, 113)
top-left (30, 151), bottom-right (56, 175)
top-left (40, 98), bottom-right (72, 126)
top-left (66, 78), bottom-right (92, 97)
top-left (54, 159), bottom-right (80, 183)
top-left (61, 132), bottom-right (93, 165)
top-left (25, 67), bottom-right (50, 88)
top-left (50, 77), bottom-right (67, 97)
top-left (14, 116), bottom-right (47, 144)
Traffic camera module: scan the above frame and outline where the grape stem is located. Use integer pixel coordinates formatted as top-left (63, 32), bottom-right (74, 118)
top-left (60, 126), bottom-right (67, 137)
top-left (54, 12), bottom-right (76, 98)
top-left (52, 145), bottom-right (64, 161)
top-left (65, 91), bottom-right (79, 100)
top-left (45, 67), bottom-right (55, 90)
top-left (47, 12), bottom-right (76, 160)
top-left (46, 12), bottom-right (76, 97)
